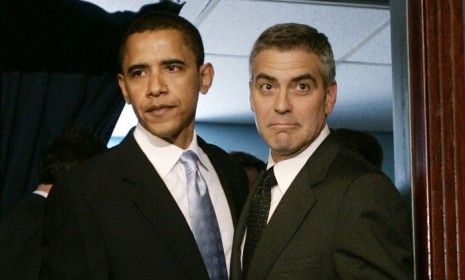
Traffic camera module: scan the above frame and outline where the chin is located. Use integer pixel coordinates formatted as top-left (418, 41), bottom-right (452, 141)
top-left (270, 139), bottom-right (294, 152)
top-left (270, 145), bottom-right (293, 155)
top-left (145, 126), bottom-right (174, 139)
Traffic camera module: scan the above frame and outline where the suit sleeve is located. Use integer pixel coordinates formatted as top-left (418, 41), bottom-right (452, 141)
top-left (0, 194), bottom-right (46, 280)
top-left (40, 178), bottom-right (109, 279)
top-left (333, 173), bottom-right (413, 280)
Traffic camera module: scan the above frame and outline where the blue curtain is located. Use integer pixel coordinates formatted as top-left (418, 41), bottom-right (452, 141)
top-left (0, 0), bottom-right (183, 217)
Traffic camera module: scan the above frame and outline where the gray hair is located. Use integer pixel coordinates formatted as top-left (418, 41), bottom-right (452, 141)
top-left (250, 23), bottom-right (336, 89)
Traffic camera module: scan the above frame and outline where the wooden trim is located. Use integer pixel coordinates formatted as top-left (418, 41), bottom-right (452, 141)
top-left (408, 0), bottom-right (465, 278)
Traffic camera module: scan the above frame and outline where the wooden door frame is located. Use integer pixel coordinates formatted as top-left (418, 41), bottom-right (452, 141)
top-left (408, 0), bottom-right (465, 278)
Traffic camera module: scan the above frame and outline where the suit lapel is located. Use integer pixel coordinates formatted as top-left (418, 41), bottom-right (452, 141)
top-left (118, 134), bottom-right (209, 279)
top-left (198, 137), bottom-right (240, 224)
top-left (245, 135), bottom-right (340, 280)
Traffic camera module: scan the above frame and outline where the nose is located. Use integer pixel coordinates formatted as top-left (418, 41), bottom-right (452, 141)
top-left (148, 72), bottom-right (167, 97)
top-left (274, 90), bottom-right (291, 114)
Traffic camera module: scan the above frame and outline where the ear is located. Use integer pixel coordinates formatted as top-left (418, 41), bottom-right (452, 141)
top-left (117, 73), bottom-right (131, 104)
top-left (199, 63), bottom-right (214, 95)
top-left (249, 80), bottom-right (255, 112)
top-left (324, 81), bottom-right (337, 115)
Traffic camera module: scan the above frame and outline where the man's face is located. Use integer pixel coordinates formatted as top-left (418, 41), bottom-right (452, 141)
top-left (118, 29), bottom-right (213, 148)
top-left (250, 48), bottom-right (337, 162)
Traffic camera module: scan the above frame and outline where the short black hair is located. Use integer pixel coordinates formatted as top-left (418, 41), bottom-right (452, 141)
top-left (229, 151), bottom-right (265, 173)
top-left (38, 127), bottom-right (107, 184)
top-left (334, 128), bottom-right (383, 168)
top-left (119, 11), bottom-right (204, 69)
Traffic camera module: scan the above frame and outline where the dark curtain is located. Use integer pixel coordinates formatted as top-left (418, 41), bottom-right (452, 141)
top-left (0, 0), bottom-right (183, 217)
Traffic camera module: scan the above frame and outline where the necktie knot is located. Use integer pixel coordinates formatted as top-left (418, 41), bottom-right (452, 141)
top-left (261, 167), bottom-right (277, 191)
top-left (180, 150), bottom-right (199, 175)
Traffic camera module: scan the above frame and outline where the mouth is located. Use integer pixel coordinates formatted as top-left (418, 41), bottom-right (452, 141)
top-left (145, 104), bottom-right (176, 116)
top-left (268, 123), bottom-right (298, 130)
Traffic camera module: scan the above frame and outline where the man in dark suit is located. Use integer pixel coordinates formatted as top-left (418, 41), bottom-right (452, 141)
top-left (41, 11), bottom-right (247, 280)
top-left (230, 23), bottom-right (413, 279)
top-left (0, 127), bottom-right (106, 280)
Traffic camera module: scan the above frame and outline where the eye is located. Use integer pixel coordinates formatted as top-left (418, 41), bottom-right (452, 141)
top-left (296, 82), bottom-right (309, 91)
top-left (259, 83), bottom-right (274, 92)
top-left (292, 82), bottom-right (312, 94)
top-left (165, 64), bottom-right (181, 72)
top-left (130, 69), bottom-right (145, 78)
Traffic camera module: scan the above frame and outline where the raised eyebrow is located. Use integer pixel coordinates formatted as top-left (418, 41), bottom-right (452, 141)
top-left (254, 73), bottom-right (277, 83)
top-left (126, 64), bottom-right (148, 74)
top-left (291, 74), bottom-right (318, 85)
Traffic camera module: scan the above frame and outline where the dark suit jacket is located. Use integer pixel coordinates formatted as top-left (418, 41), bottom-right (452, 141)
top-left (0, 194), bottom-right (46, 280)
top-left (41, 133), bottom-right (248, 279)
top-left (231, 134), bottom-right (413, 280)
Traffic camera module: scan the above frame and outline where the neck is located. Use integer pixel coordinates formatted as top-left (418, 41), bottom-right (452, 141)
top-left (36, 183), bottom-right (53, 194)
top-left (165, 124), bottom-right (195, 149)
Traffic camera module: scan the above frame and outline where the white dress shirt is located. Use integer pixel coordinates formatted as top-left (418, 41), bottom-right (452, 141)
top-left (133, 123), bottom-right (234, 273)
top-left (33, 190), bottom-right (49, 198)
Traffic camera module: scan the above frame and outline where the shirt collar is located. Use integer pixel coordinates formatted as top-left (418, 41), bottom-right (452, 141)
top-left (267, 124), bottom-right (330, 194)
top-left (133, 123), bottom-right (208, 178)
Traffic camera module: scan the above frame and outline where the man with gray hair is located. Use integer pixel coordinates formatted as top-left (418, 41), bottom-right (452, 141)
top-left (230, 23), bottom-right (412, 279)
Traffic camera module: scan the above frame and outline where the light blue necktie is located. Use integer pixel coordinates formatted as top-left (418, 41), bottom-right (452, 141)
top-left (180, 150), bottom-right (228, 280)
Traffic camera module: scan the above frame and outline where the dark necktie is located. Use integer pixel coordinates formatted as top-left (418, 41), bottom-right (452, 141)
top-left (180, 150), bottom-right (228, 280)
top-left (242, 167), bottom-right (277, 273)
